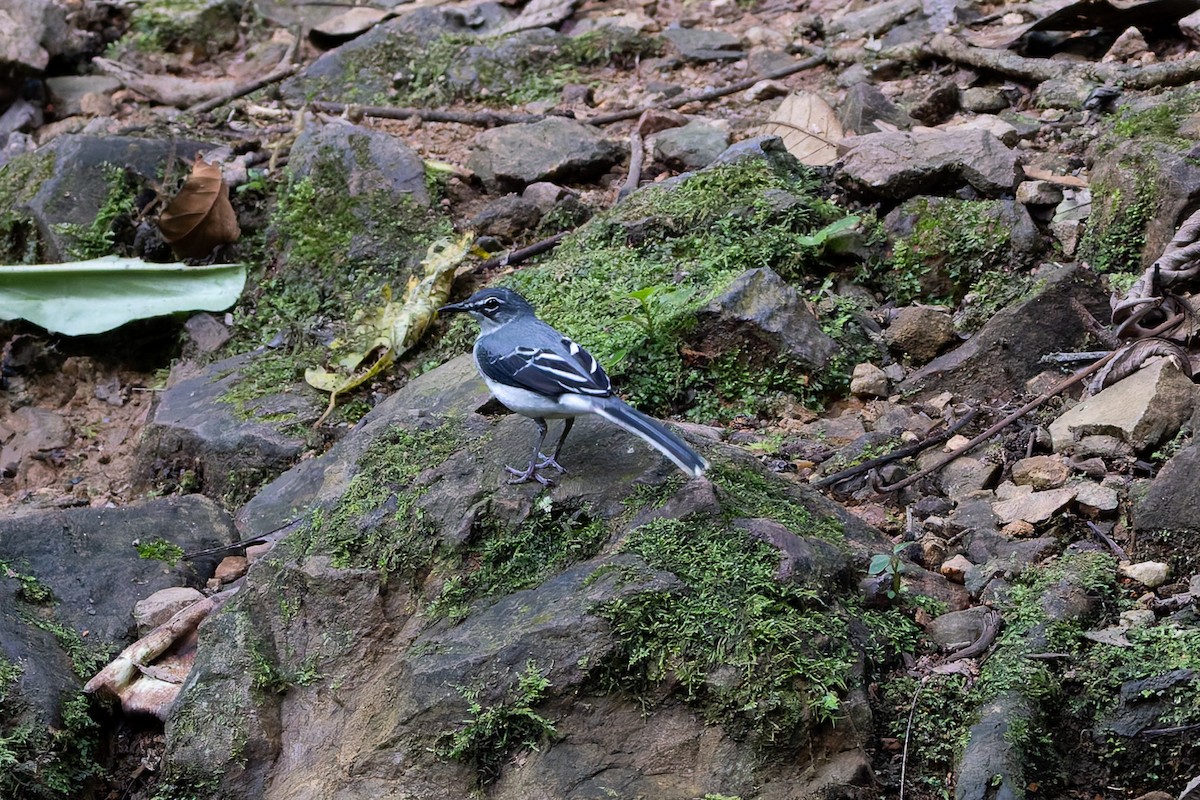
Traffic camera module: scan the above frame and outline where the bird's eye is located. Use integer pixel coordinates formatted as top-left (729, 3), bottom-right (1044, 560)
top-left (482, 298), bottom-right (501, 312)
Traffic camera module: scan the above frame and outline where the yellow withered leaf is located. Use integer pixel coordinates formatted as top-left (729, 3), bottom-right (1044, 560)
top-left (306, 232), bottom-right (474, 425)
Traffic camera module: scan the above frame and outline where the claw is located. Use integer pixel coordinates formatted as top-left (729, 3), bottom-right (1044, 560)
top-left (505, 463), bottom-right (556, 486)
top-left (535, 454), bottom-right (568, 474)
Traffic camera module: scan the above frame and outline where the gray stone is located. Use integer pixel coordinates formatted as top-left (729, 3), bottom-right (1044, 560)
top-left (839, 82), bottom-right (914, 134)
top-left (746, 46), bottom-right (797, 76)
top-left (291, 121), bottom-right (430, 208)
top-left (899, 264), bottom-right (1110, 401)
top-left (1074, 482), bottom-right (1119, 516)
top-left (0, 494), bottom-right (234, 745)
top-left (883, 196), bottom-right (1040, 302)
top-left (961, 86), bottom-right (1010, 113)
top-left (734, 517), bottom-right (850, 587)
top-left (130, 0), bottom-right (243, 54)
top-left (938, 457), bottom-right (1001, 496)
top-left (693, 266), bottom-right (838, 371)
top-left (904, 77), bottom-right (960, 125)
top-left (1117, 560), bottom-right (1171, 588)
top-left (184, 312), bottom-right (232, 355)
top-left (926, 606), bottom-right (992, 650)
top-left (136, 352), bottom-right (315, 506)
top-left (850, 362), bottom-right (889, 398)
top-left (826, 0), bottom-right (922, 37)
top-left (468, 117), bottom-right (622, 192)
top-left (943, 114), bottom-right (1020, 147)
top-left (992, 486), bottom-right (1076, 525)
top-left (1087, 137), bottom-right (1200, 271)
top-left (1101, 669), bottom-right (1195, 737)
top-left (1049, 357), bottom-right (1196, 454)
top-left (521, 181), bottom-right (573, 212)
top-left (652, 120), bottom-right (730, 171)
top-left (1134, 441), bottom-right (1200, 534)
top-left (1016, 179), bottom-right (1064, 206)
top-left (0, 0), bottom-right (81, 72)
top-left (886, 306), bottom-right (958, 364)
top-left (662, 26), bottom-right (744, 61)
top-left (133, 586), bottom-right (206, 635)
top-left (168, 352), bottom-right (886, 800)
top-left (279, 4), bottom-right (512, 102)
top-left (838, 128), bottom-right (1019, 199)
top-left (21, 135), bottom-right (211, 262)
top-left (1010, 455), bottom-right (1070, 490)
top-left (956, 691), bottom-right (1031, 800)
top-left (45, 75), bottom-right (122, 117)
top-left (0, 406), bottom-right (71, 478)
top-left (466, 194), bottom-right (541, 241)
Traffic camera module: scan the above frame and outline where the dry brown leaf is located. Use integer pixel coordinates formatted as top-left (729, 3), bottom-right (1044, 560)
top-left (159, 160), bottom-right (241, 259)
top-left (761, 91), bottom-right (843, 166)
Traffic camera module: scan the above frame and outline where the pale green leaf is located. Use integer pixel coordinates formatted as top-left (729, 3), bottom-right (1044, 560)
top-left (0, 256), bottom-right (246, 336)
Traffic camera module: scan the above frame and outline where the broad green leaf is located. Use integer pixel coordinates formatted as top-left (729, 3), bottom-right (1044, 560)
top-left (0, 256), bottom-right (246, 336)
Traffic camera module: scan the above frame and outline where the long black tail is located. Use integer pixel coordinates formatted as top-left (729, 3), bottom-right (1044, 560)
top-left (592, 398), bottom-right (709, 477)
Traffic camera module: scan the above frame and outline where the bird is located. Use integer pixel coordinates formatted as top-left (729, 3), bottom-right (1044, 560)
top-left (439, 286), bottom-right (709, 485)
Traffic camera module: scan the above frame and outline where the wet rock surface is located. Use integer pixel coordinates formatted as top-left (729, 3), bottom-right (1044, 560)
top-left (4, 0), bottom-right (1200, 797)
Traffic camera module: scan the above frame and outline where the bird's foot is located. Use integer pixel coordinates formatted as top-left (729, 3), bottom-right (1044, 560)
top-left (505, 463), bottom-right (556, 486)
top-left (534, 453), bottom-right (568, 474)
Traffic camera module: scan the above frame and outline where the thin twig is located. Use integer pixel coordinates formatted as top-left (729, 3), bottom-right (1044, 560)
top-left (310, 101), bottom-right (554, 126)
top-left (879, 314), bottom-right (1186, 493)
top-left (188, 26), bottom-right (303, 114)
top-left (471, 231), bottom-right (569, 274)
top-left (619, 126), bottom-right (645, 200)
top-left (899, 676), bottom-right (928, 800)
top-left (1087, 521), bottom-right (1128, 561)
top-left (182, 517), bottom-right (306, 560)
top-left (585, 51), bottom-right (828, 126)
top-left (813, 409), bottom-right (977, 488)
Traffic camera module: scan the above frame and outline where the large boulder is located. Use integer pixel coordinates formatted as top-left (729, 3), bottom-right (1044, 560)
top-left (162, 354), bottom-right (890, 799)
top-left (0, 495), bottom-right (235, 798)
top-left (898, 264), bottom-right (1110, 401)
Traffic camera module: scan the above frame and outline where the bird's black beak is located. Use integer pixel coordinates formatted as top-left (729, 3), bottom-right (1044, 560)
top-left (438, 300), bottom-right (467, 315)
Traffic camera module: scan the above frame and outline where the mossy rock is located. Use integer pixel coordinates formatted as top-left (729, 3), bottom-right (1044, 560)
top-left (462, 138), bottom-right (861, 421)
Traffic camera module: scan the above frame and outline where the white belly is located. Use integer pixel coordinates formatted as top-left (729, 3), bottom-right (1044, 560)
top-left (483, 376), bottom-right (598, 419)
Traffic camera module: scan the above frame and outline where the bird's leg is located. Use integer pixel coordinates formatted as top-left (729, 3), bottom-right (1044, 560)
top-left (506, 418), bottom-right (555, 485)
top-left (535, 417), bottom-right (573, 474)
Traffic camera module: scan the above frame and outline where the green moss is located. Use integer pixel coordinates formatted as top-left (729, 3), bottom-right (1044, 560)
top-left (51, 165), bottom-right (139, 260)
top-left (492, 158), bottom-right (855, 420)
top-left (879, 673), bottom-right (972, 795)
top-left (868, 197), bottom-right (1020, 305)
top-left (294, 420), bottom-right (465, 576)
top-left (306, 27), bottom-right (660, 107)
top-left (225, 144), bottom-right (452, 409)
top-left (956, 269), bottom-right (1044, 333)
top-left (710, 461), bottom-right (843, 542)
top-left (0, 148), bottom-right (55, 263)
top-left (1079, 167), bottom-right (1159, 274)
top-left (436, 660), bottom-right (557, 784)
top-left (428, 499), bottom-right (610, 622)
top-left (249, 163), bottom-right (449, 345)
top-left (216, 350), bottom-right (313, 417)
top-left (1108, 92), bottom-right (1200, 150)
top-left (136, 537), bottom-right (185, 566)
top-left (125, 0), bottom-right (244, 54)
top-left (0, 570), bottom-right (108, 799)
top-left (600, 516), bottom-right (853, 745)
